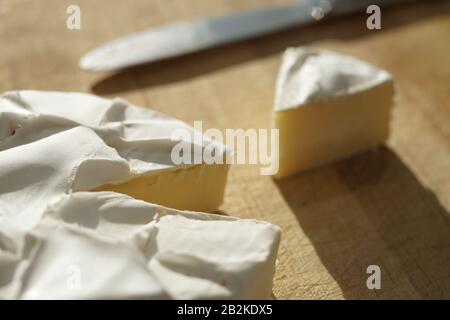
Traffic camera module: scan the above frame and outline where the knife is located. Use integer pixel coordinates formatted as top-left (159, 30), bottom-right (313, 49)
top-left (80, 0), bottom-right (411, 72)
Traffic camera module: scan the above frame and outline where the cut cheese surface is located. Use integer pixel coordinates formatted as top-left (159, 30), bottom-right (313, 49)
top-left (0, 90), bottom-right (228, 213)
top-left (0, 192), bottom-right (280, 299)
top-left (93, 164), bottom-right (228, 212)
top-left (272, 47), bottom-right (394, 178)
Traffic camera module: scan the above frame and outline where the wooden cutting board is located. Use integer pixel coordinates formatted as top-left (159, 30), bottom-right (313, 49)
top-left (1, 0), bottom-right (449, 299)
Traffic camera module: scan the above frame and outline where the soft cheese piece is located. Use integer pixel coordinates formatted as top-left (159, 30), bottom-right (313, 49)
top-left (272, 47), bottom-right (394, 178)
top-left (0, 91), bottom-right (228, 212)
top-left (0, 126), bottom-right (130, 229)
top-left (0, 192), bottom-right (280, 299)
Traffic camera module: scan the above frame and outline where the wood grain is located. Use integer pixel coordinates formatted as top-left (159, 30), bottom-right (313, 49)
top-left (0, 0), bottom-right (449, 299)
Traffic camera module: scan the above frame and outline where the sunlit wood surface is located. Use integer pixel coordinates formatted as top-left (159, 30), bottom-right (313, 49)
top-left (1, 0), bottom-right (449, 299)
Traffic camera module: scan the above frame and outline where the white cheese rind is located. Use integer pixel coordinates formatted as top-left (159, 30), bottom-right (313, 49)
top-left (0, 90), bottom-right (228, 225)
top-left (1, 192), bottom-right (280, 299)
top-left (0, 91), bottom-right (280, 299)
top-left (0, 90), bottom-right (226, 174)
top-left (275, 47), bottom-right (393, 111)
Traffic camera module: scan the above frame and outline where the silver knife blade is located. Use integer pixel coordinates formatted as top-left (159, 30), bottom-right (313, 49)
top-left (79, 0), bottom-right (410, 72)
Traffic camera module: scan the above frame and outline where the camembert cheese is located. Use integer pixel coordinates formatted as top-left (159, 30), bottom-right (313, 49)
top-left (0, 91), bottom-right (228, 212)
top-left (272, 47), bottom-right (394, 178)
top-left (0, 191), bottom-right (280, 299)
top-left (0, 91), bottom-right (281, 299)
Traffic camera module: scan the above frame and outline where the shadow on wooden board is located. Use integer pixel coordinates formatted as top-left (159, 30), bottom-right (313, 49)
top-left (91, 0), bottom-right (449, 95)
top-left (275, 147), bottom-right (450, 299)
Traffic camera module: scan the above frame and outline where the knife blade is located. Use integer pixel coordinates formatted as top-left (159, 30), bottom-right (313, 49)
top-left (80, 0), bottom-right (411, 72)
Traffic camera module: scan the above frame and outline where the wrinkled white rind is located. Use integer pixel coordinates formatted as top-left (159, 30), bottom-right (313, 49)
top-left (0, 91), bottom-right (280, 299)
top-left (275, 47), bottom-right (393, 111)
top-left (4, 192), bottom-right (280, 299)
top-left (0, 221), bottom-right (41, 299)
top-left (0, 90), bottom-right (228, 172)
top-left (0, 91), bottom-right (228, 228)
top-left (0, 126), bottom-right (131, 229)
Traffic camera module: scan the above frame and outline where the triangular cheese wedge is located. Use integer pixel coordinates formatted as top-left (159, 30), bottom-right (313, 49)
top-left (272, 47), bottom-right (394, 178)
top-left (0, 91), bottom-right (228, 219)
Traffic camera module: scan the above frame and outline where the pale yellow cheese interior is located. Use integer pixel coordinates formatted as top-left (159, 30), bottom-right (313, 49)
top-left (272, 82), bottom-right (394, 179)
top-left (93, 164), bottom-right (228, 212)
